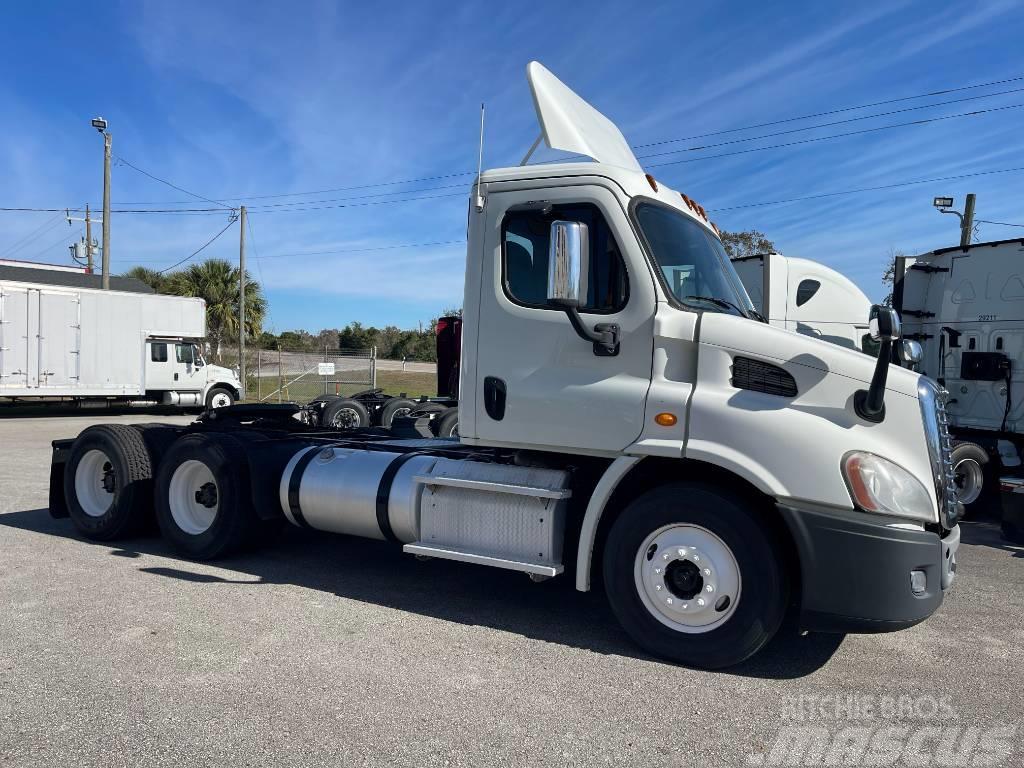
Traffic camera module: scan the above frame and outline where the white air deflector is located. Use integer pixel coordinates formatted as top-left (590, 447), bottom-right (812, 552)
top-left (403, 459), bottom-right (571, 577)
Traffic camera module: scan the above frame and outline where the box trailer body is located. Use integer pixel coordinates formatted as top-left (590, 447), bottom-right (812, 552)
top-left (732, 252), bottom-right (872, 352)
top-left (895, 238), bottom-right (1024, 510)
top-left (0, 277), bottom-right (242, 408)
top-left (48, 61), bottom-right (960, 669)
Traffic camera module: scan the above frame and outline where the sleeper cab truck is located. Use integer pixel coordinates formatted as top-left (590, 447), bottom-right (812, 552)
top-left (48, 62), bottom-right (961, 669)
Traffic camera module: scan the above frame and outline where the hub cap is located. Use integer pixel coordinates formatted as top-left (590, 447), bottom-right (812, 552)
top-left (168, 460), bottom-right (219, 535)
top-left (953, 457), bottom-right (983, 505)
top-left (74, 449), bottom-right (115, 517)
top-left (330, 407), bottom-right (360, 429)
top-left (634, 524), bottom-right (741, 633)
top-left (209, 392), bottom-right (232, 409)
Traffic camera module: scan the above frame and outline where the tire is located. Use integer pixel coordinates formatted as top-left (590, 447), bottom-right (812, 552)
top-left (951, 441), bottom-right (999, 518)
top-left (321, 398), bottom-right (370, 429)
top-left (64, 424), bottom-right (154, 541)
top-left (154, 433), bottom-right (255, 560)
top-left (602, 482), bottom-right (788, 669)
top-left (435, 408), bottom-right (460, 438)
top-left (206, 386), bottom-right (236, 409)
top-left (379, 398), bottom-right (417, 428)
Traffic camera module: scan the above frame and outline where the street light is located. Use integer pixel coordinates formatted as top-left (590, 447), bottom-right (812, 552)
top-left (933, 197), bottom-right (954, 209)
top-left (91, 117), bottom-right (111, 288)
top-left (932, 194), bottom-right (976, 248)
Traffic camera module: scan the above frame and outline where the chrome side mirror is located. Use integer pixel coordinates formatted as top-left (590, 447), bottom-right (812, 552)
top-left (869, 305), bottom-right (901, 342)
top-left (547, 220), bottom-right (589, 308)
top-left (899, 339), bottom-right (922, 366)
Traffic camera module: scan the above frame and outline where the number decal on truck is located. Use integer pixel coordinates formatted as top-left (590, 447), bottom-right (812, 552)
top-left (978, 314), bottom-right (997, 322)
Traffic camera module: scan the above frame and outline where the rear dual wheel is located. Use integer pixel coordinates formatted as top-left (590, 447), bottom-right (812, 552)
top-left (155, 433), bottom-right (268, 560)
top-left (603, 482), bottom-right (788, 669)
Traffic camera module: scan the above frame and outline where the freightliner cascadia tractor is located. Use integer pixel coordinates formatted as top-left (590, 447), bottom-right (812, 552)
top-left (48, 62), bottom-right (961, 669)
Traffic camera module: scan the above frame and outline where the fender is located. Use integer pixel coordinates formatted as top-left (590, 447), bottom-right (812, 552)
top-left (574, 450), bottom-right (784, 592)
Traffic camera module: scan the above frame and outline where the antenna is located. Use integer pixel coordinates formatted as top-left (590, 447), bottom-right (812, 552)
top-left (475, 103), bottom-right (485, 212)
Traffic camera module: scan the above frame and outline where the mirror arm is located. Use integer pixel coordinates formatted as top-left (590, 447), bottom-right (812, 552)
top-left (561, 305), bottom-right (620, 357)
top-left (854, 339), bottom-right (891, 423)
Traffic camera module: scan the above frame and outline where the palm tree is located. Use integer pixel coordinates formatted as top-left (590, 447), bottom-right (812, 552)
top-left (164, 259), bottom-right (267, 359)
top-left (122, 266), bottom-right (168, 293)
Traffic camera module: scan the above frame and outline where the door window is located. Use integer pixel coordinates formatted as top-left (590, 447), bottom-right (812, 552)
top-left (501, 203), bottom-right (628, 313)
top-left (796, 279), bottom-right (821, 307)
top-left (150, 343), bottom-right (168, 362)
top-left (175, 343), bottom-right (194, 364)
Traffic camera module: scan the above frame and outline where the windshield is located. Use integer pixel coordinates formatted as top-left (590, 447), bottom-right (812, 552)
top-left (635, 202), bottom-right (755, 317)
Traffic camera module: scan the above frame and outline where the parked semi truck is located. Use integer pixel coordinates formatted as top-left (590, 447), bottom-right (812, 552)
top-left (895, 238), bottom-right (1024, 516)
top-left (732, 252), bottom-right (872, 351)
top-left (48, 62), bottom-right (961, 669)
top-left (0, 263), bottom-right (243, 410)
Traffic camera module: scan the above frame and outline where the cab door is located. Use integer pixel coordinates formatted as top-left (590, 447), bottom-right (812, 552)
top-left (473, 183), bottom-right (656, 453)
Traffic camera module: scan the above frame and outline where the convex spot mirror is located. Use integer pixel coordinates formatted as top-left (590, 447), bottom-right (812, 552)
top-left (899, 339), bottom-right (922, 366)
top-left (868, 305), bottom-right (901, 342)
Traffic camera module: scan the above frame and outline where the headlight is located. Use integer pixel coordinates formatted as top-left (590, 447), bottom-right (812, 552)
top-left (842, 451), bottom-right (935, 523)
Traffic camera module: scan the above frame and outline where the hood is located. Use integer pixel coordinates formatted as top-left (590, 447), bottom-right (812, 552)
top-left (699, 312), bottom-right (921, 398)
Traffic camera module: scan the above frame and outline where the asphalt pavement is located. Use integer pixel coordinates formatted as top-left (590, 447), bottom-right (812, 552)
top-left (1, 412), bottom-right (1021, 767)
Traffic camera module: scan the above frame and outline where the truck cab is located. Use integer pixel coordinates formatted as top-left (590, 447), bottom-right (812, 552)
top-left (144, 338), bottom-right (241, 409)
top-left (732, 252), bottom-right (872, 352)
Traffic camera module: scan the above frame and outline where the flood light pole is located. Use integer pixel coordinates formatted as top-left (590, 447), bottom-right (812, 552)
top-left (91, 117), bottom-right (111, 288)
top-left (933, 194), bottom-right (976, 247)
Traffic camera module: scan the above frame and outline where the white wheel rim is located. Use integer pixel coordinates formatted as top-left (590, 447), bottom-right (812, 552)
top-left (74, 449), bottom-right (115, 517)
top-left (210, 392), bottom-right (232, 408)
top-left (953, 458), bottom-right (984, 505)
top-left (634, 524), bottom-right (741, 634)
top-left (168, 459), bottom-right (219, 535)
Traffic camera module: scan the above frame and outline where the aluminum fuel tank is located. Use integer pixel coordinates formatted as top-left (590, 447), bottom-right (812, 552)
top-left (279, 446), bottom-right (440, 542)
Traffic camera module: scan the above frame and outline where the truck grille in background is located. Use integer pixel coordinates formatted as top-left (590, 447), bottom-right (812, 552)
top-left (731, 357), bottom-right (798, 398)
top-left (919, 377), bottom-right (961, 529)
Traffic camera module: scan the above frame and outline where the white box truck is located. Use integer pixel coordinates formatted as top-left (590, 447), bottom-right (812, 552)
top-left (0, 265), bottom-right (243, 410)
top-left (895, 238), bottom-right (1024, 515)
top-left (47, 62), bottom-right (960, 669)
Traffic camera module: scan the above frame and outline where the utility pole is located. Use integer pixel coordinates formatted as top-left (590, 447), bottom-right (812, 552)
top-left (933, 193), bottom-right (978, 247)
top-left (961, 193), bottom-right (976, 248)
top-left (84, 203), bottom-right (94, 273)
top-left (91, 117), bottom-right (112, 288)
top-left (238, 205), bottom-right (247, 399)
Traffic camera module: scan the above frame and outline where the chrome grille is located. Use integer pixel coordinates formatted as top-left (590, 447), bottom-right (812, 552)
top-left (919, 377), bottom-right (962, 528)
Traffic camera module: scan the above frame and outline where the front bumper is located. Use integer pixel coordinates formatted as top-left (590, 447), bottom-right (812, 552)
top-left (778, 503), bottom-right (959, 633)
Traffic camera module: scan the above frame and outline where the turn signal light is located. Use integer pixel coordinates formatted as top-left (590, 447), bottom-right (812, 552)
top-left (654, 412), bottom-right (678, 427)
top-left (645, 174), bottom-right (659, 192)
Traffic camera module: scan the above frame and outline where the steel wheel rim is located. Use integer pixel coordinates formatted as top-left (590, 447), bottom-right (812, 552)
top-left (331, 407), bottom-right (360, 429)
top-left (390, 407), bottom-right (412, 422)
top-left (210, 392), bottom-right (232, 408)
top-left (168, 460), bottom-right (218, 535)
top-left (634, 524), bottom-right (741, 634)
top-left (953, 457), bottom-right (984, 505)
top-left (75, 449), bottom-right (115, 517)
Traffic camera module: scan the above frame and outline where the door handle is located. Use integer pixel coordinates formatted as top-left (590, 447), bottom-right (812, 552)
top-left (174, 372), bottom-right (179, 381)
top-left (483, 376), bottom-right (506, 421)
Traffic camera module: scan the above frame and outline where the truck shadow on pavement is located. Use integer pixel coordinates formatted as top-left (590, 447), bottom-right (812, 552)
top-left (4, 507), bottom-right (845, 679)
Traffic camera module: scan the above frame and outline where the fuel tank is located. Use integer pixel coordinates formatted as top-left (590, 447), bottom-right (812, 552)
top-left (278, 446), bottom-right (440, 542)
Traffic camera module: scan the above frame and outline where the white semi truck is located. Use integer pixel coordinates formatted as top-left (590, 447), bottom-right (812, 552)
top-left (0, 264), bottom-right (243, 410)
top-left (895, 238), bottom-right (1024, 516)
top-left (732, 252), bottom-right (872, 352)
top-left (48, 62), bottom-right (961, 669)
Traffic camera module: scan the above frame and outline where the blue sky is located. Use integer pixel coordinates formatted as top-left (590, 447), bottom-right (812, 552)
top-left (1, 1), bottom-right (1022, 333)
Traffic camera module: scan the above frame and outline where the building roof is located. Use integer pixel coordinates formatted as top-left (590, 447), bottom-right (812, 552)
top-left (0, 264), bottom-right (155, 293)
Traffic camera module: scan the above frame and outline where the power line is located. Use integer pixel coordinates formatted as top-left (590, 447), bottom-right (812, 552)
top-left (706, 166), bottom-right (1024, 212)
top-left (26, 227), bottom-right (82, 262)
top-left (633, 74), bottom-right (1024, 148)
top-left (0, 213), bottom-right (66, 259)
top-left (645, 102), bottom-right (1024, 168)
top-left (157, 214), bottom-right (239, 274)
top-left (977, 219), bottom-right (1024, 229)
top-left (115, 155), bottom-right (235, 209)
top-left (636, 86), bottom-right (1024, 159)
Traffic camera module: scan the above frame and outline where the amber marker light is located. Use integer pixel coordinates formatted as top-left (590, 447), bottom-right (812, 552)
top-left (645, 174), bottom-right (659, 192)
top-left (654, 412), bottom-right (678, 427)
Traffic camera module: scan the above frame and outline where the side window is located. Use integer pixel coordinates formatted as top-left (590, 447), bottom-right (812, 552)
top-left (151, 343), bottom-right (168, 363)
top-left (502, 203), bottom-right (628, 313)
top-left (796, 279), bottom-right (821, 307)
top-left (175, 343), bottom-right (193, 364)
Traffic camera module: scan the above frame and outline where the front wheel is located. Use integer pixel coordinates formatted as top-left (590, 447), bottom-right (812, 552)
top-left (602, 482), bottom-right (788, 669)
top-left (951, 441), bottom-right (999, 517)
top-left (205, 386), bottom-right (236, 409)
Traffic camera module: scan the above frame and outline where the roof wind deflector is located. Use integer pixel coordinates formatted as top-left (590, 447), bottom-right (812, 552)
top-left (526, 61), bottom-right (643, 173)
